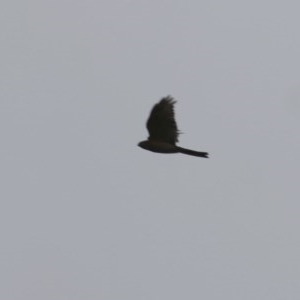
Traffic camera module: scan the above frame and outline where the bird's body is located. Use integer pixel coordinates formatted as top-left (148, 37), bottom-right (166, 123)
top-left (138, 140), bottom-right (179, 153)
top-left (138, 96), bottom-right (209, 158)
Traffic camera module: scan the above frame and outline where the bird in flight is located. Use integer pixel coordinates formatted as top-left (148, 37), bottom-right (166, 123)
top-left (138, 96), bottom-right (209, 158)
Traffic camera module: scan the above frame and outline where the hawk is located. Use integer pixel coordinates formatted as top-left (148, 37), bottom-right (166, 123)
top-left (138, 96), bottom-right (209, 158)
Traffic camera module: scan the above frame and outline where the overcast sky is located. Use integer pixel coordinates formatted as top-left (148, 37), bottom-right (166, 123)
top-left (1, 1), bottom-right (300, 299)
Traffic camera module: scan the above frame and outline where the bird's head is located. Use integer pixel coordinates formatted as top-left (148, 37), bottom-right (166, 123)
top-left (138, 140), bottom-right (149, 150)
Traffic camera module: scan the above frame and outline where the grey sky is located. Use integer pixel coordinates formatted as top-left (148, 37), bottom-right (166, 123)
top-left (1, 1), bottom-right (300, 299)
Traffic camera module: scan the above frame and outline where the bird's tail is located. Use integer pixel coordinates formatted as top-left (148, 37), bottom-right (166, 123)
top-left (177, 147), bottom-right (209, 158)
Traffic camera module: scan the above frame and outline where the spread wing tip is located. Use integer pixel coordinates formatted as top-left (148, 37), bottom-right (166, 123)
top-left (160, 95), bottom-right (176, 105)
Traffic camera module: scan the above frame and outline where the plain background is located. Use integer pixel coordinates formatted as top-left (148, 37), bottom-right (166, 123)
top-left (1, 1), bottom-right (300, 299)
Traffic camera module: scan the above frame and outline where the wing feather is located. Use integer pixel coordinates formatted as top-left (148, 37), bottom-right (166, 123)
top-left (146, 96), bottom-right (179, 144)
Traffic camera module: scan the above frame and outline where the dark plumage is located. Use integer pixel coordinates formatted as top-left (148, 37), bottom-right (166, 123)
top-left (138, 96), bottom-right (209, 158)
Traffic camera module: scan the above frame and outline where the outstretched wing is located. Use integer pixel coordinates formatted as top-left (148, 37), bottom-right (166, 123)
top-left (146, 96), bottom-right (179, 145)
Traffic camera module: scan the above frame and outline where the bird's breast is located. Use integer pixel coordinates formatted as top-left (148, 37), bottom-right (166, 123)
top-left (141, 140), bottom-right (179, 153)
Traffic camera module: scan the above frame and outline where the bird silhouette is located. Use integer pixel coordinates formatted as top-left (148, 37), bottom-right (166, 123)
top-left (138, 96), bottom-right (209, 158)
